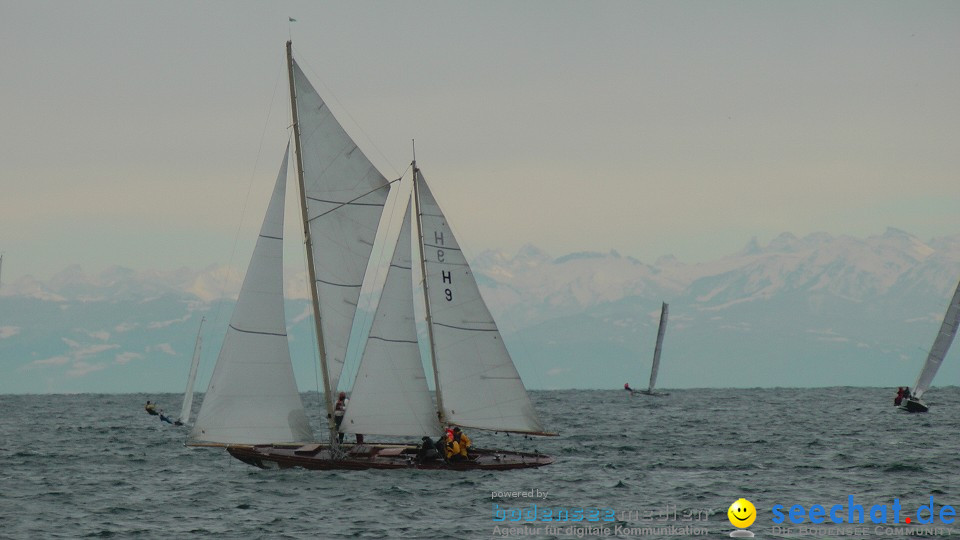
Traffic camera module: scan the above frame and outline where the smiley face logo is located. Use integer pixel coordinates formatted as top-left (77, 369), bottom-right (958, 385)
top-left (727, 498), bottom-right (756, 529)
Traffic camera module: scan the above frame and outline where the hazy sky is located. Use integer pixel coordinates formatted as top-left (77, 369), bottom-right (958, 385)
top-left (2, 1), bottom-right (959, 280)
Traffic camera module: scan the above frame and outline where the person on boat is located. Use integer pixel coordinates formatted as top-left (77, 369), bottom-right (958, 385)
top-left (624, 383), bottom-right (636, 394)
top-left (453, 427), bottom-right (471, 459)
top-left (145, 401), bottom-right (158, 415)
top-left (895, 387), bottom-right (905, 406)
top-left (445, 430), bottom-right (462, 461)
top-left (416, 436), bottom-right (441, 464)
top-left (329, 392), bottom-right (363, 444)
top-left (334, 391), bottom-right (348, 443)
top-left (158, 409), bottom-right (173, 424)
top-left (434, 434), bottom-right (448, 463)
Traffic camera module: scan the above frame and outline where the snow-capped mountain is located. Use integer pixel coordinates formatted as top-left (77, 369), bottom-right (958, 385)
top-left (473, 228), bottom-right (959, 325)
top-left (2, 229), bottom-right (959, 393)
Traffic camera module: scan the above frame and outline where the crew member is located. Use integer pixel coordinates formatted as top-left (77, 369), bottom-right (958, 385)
top-left (334, 392), bottom-right (347, 443)
top-left (453, 427), bottom-right (471, 459)
top-left (445, 430), bottom-right (462, 461)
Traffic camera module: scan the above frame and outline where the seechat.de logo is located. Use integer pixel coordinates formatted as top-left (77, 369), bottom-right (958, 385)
top-left (728, 498), bottom-right (756, 538)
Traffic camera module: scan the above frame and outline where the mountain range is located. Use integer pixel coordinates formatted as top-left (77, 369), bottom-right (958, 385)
top-left (2, 228), bottom-right (959, 394)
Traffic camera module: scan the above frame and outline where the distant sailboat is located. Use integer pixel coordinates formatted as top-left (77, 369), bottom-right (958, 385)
top-left (901, 277), bottom-right (960, 413)
top-left (638, 302), bottom-right (670, 396)
top-left (186, 42), bottom-right (553, 470)
top-left (176, 317), bottom-right (204, 426)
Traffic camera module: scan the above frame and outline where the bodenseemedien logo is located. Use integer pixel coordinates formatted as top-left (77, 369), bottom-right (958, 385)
top-left (728, 498), bottom-right (756, 537)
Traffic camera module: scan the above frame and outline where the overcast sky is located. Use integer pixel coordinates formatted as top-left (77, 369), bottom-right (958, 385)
top-left (2, 1), bottom-right (958, 280)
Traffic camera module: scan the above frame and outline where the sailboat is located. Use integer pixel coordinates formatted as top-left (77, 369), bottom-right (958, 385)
top-left (175, 317), bottom-right (204, 426)
top-left (186, 42), bottom-right (554, 470)
top-left (901, 277), bottom-right (960, 413)
top-left (637, 302), bottom-right (670, 396)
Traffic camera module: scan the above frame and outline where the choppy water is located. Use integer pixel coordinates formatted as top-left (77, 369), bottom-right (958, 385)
top-left (2, 388), bottom-right (959, 539)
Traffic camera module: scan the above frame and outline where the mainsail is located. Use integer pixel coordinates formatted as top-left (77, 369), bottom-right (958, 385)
top-left (340, 200), bottom-right (442, 437)
top-left (414, 170), bottom-right (546, 434)
top-left (178, 317), bottom-right (204, 425)
top-left (648, 303), bottom-right (669, 393)
top-left (289, 57), bottom-right (390, 405)
top-left (911, 278), bottom-right (960, 400)
top-left (190, 146), bottom-right (312, 444)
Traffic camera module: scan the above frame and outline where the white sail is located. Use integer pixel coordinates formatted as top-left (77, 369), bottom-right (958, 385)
top-left (340, 199), bottom-right (442, 437)
top-left (912, 278), bottom-right (960, 399)
top-left (648, 303), bottom-right (668, 393)
top-left (415, 171), bottom-right (545, 434)
top-left (291, 59), bottom-right (391, 398)
top-left (190, 147), bottom-right (313, 444)
top-left (178, 317), bottom-right (205, 425)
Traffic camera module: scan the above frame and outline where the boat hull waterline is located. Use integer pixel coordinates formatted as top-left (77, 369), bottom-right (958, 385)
top-left (227, 443), bottom-right (554, 471)
top-left (902, 397), bottom-right (929, 413)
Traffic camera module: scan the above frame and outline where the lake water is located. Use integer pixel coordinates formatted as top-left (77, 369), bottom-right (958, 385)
top-left (2, 387), bottom-right (958, 539)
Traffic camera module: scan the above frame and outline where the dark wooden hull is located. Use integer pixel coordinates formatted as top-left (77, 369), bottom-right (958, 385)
top-left (902, 397), bottom-right (929, 413)
top-left (226, 443), bottom-right (554, 471)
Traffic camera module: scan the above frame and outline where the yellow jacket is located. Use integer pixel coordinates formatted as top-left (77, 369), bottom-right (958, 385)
top-left (445, 439), bottom-right (460, 459)
top-left (457, 433), bottom-right (472, 457)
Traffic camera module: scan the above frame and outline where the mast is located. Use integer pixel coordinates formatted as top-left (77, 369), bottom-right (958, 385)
top-left (286, 41), bottom-right (337, 443)
top-left (412, 162), bottom-right (446, 426)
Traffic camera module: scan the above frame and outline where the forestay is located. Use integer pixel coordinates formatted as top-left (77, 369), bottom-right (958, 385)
top-left (416, 171), bottom-right (545, 434)
top-left (340, 200), bottom-right (442, 437)
top-left (190, 147), bottom-right (312, 444)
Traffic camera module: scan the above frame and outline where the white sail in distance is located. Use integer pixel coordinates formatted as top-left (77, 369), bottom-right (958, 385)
top-left (178, 317), bottom-right (204, 425)
top-left (648, 303), bottom-right (668, 393)
top-left (415, 171), bottom-right (546, 434)
top-left (190, 146), bottom-right (313, 444)
top-left (340, 198), bottom-right (442, 437)
top-left (290, 59), bottom-right (391, 399)
top-left (912, 278), bottom-right (960, 399)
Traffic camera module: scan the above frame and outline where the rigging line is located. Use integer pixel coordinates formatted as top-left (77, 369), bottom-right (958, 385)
top-left (308, 176), bottom-right (404, 222)
top-left (200, 50), bottom-right (287, 393)
top-left (289, 42), bottom-right (403, 179)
